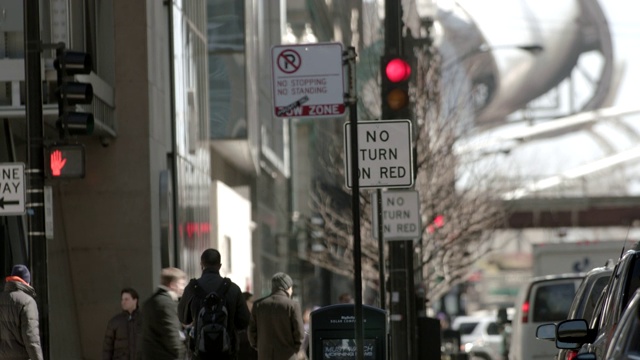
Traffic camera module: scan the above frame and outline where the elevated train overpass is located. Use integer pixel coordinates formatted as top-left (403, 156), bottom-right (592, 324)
top-left (503, 196), bottom-right (640, 228)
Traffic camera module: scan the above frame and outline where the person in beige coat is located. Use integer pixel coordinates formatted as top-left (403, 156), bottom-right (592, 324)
top-left (248, 273), bottom-right (304, 360)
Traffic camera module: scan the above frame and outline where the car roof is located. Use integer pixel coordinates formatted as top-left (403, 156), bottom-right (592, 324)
top-left (451, 315), bottom-right (495, 327)
top-left (529, 272), bottom-right (585, 284)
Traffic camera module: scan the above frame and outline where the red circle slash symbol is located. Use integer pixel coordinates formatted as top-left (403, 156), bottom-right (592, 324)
top-left (277, 49), bottom-right (301, 74)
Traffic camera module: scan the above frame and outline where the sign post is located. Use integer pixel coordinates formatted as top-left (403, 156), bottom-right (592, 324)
top-left (0, 163), bottom-right (26, 216)
top-left (271, 43), bottom-right (346, 118)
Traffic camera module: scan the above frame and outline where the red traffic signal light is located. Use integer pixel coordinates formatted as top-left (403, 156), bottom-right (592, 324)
top-left (385, 58), bottom-right (411, 83)
top-left (427, 215), bottom-right (445, 233)
top-left (381, 55), bottom-right (412, 118)
top-left (45, 145), bottom-right (85, 179)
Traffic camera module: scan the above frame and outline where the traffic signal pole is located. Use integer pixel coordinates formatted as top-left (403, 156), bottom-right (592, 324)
top-left (24, 0), bottom-right (49, 358)
top-left (344, 46), bottom-right (365, 360)
top-left (383, 1), bottom-right (418, 359)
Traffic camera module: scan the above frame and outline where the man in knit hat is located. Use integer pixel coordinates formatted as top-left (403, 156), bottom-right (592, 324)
top-left (0, 264), bottom-right (44, 360)
top-left (248, 272), bottom-right (304, 360)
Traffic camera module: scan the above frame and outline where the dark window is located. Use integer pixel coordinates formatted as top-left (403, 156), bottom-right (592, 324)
top-left (458, 322), bottom-right (478, 335)
top-left (487, 322), bottom-right (500, 335)
top-left (623, 258), bottom-right (640, 307)
top-left (533, 282), bottom-right (576, 322)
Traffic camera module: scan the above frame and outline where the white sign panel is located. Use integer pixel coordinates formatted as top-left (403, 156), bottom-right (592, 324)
top-left (271, 43), bottom-right (346, 118)
top-left (0, 163), bottom-right (26, 215)
top-left (344, 120), bottom-right (413, 189)
top-left (371, 190), bottom-right (421, 241)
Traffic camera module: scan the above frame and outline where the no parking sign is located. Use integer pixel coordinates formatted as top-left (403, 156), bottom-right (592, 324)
top-left (271, 43), bottom-right (346, 118)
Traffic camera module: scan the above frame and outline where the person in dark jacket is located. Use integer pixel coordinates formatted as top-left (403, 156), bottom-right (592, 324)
top-left (178, 248), bottom-right (251, 360)
top-left (237, 292), bottom-right (258, 360)
top-left (0, 264), bottom-right (44, 360)
top-left (103, 287), bottom-right (142, 360)
top-left (249, 272), bottom-right (304, 360)
top-left (141, 267), bottom-right (187, 360)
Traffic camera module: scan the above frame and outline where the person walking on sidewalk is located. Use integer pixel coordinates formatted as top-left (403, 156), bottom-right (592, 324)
top-left (0, 264), bottom-right (44, 360)
top-left (103, 287), bottom-right (142, 360)
top-left (249, 272), bottom-right (304, 360)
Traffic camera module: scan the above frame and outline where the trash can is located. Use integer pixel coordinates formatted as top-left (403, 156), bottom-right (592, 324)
top-left (310, 304), bottom-right (388, 360)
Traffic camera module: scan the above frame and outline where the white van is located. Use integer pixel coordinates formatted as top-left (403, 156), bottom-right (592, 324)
top-left (509, 274), bottom-right (584, 360)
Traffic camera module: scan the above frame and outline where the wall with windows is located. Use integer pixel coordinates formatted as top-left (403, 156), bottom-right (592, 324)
top-left (0, 1), bottom-right (212, 359)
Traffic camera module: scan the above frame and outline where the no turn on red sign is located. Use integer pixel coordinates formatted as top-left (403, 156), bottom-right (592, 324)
top-left (271, 43), bottom-right (346, 118)
top-left (344, 120), bottom-right (414, 189)
top-left (371, 190), bottom-right (421, 241)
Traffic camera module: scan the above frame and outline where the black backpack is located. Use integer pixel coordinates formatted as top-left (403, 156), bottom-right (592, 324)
top-left (191, 278), bottom-right (232, 357)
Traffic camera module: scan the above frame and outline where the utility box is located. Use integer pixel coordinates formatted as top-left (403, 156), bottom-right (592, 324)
top-left (310, 304), bottom-right (388, 360)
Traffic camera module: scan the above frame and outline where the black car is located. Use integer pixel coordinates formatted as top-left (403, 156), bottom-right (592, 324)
top-left (536, 264), bottom-right (613, 360)
top-left (554, 249), bottom-right (640, 359)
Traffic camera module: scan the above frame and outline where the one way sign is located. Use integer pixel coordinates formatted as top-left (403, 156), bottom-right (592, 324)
top-left (0, 163), bottom-right (26, 216)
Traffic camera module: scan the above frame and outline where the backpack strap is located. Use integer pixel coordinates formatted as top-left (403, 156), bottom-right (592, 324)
top-left (189, 278), bottom-right (205, 296)
top-left (206, 278), bottom-right (231, 303)
top-left (217, 277), bottom-right (231, 297)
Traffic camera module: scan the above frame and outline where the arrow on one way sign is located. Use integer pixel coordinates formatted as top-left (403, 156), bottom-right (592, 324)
top-left (0, 197), bottom-right (20, 209)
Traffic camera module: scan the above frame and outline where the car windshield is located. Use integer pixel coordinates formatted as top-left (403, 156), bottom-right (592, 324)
top-left (458, 322), bottom-right (479, 335)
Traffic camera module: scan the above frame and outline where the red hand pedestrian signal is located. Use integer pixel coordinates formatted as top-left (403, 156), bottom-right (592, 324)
top-left (50, 150), bottom-right (67, 176)
top-left (46, 145), bottom-right (85, 179)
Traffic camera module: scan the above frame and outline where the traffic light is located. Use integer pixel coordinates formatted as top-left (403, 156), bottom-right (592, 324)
top-left (381, 55), bottom-right (412, 119)
top-left (55, 48), bottom-right (94, 137)
top-left (427, 215), bottom-right (445, 234)
top-left (45, 144), bottom-right (85, 179)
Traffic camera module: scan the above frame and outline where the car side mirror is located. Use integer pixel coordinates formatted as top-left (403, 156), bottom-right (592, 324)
top-left (556, 319), bottom-right (589, 349)
top-left (536, 324), bottom-right (556, 341)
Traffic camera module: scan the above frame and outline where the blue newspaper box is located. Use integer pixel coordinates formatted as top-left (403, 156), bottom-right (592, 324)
top-left (310, 304), bottom-right (388, 360)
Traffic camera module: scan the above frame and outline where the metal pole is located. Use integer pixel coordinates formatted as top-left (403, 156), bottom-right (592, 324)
top-left (24, 0), bottom-right (49, 358)
top-left (377, 189), bottom-right (385, 309)
top-left (383, 1), bottom-right (416, 359)
top-left (345, 46), bottom-right (364, 360)
top-left (377, 0), bottom-right (402, 318)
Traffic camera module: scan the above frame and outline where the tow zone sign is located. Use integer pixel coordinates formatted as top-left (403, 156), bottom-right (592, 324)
top-left (272, 43), bottom-right (345, 118)
top-left (0, 163), bottom-right (26, 216)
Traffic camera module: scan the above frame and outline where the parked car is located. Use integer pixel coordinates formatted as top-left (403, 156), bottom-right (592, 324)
top-left (569, 288), bottom-right (640, 360)
top-left (452, 315), bottom-right (503, 360)
top-left (509, 273), bottom-right (584, 360)
top-left (536, 264), bottom-right (613, 360)
top-left (554, 249), bottom-right (640, 359)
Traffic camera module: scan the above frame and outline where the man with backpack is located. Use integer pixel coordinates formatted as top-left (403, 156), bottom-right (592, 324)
top-left (178, 249), bottom-right (250, 360)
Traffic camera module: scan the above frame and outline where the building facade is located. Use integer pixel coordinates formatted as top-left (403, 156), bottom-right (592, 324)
top-left (0, 0), bottom-right (209, 358)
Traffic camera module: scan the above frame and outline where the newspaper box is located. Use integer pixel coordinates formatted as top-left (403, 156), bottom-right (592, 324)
top-left (310, 304), bottom-right (388, 360)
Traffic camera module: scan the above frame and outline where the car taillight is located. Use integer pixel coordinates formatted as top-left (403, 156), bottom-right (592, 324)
top-left (566, 350), bottom-right (578, 360)
top-left (521, 301), bottom-right (530, 323)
